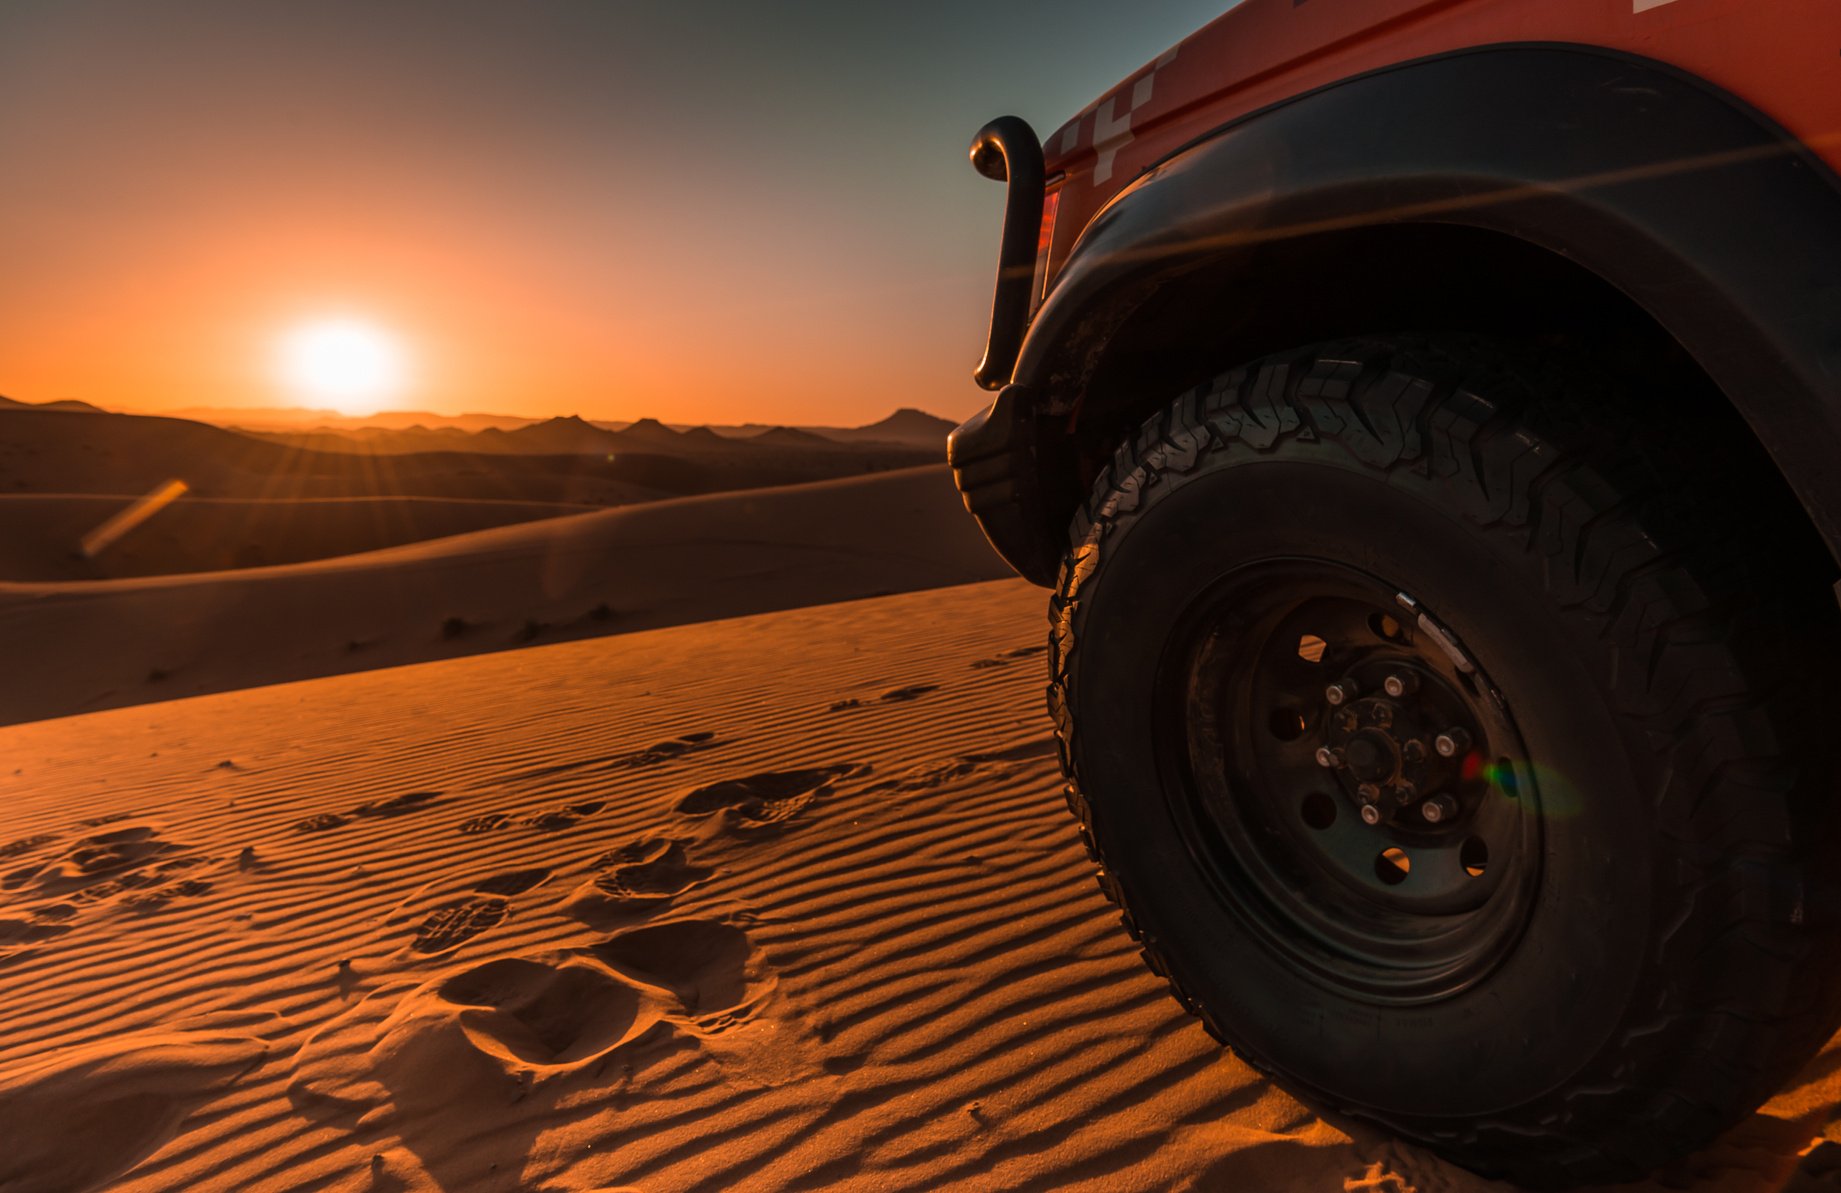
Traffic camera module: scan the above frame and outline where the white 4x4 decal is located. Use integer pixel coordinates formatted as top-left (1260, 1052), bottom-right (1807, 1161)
top-left (1086, 48), bottom-right (1179, 184)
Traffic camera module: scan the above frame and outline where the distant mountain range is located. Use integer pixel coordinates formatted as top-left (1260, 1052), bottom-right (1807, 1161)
top-left (233, 407), bottom-right (956, 457)
top-left (139, 403), bottom-right (959, 453)
top-left (0, 398), bottom-right (952, 508)
top-left (0, 392), bottom-right (964, 586)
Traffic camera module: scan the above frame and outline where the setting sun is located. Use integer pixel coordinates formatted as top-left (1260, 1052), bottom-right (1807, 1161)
top-left (275, 318), bottom-right (408, 413)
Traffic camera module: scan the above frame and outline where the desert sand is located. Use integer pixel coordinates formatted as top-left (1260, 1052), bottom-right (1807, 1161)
top-left (0, 466), bottom-right (1008, 727)
top-left (0, 494), bottom-right (605, 582)
top-left (4, 577), bottom-right (1841, 1192)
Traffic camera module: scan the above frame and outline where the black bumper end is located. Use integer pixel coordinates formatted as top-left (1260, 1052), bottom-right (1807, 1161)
top-left (948, 384), bottom-right (1062, 587)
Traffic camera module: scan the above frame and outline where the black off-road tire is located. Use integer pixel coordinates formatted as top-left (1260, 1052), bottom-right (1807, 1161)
top-left (1047, 337), bottom-right (1841, 1187)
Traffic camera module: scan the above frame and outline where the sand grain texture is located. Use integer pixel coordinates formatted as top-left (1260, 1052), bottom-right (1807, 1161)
top-left (2, 581), bottom-right (1839, 1191)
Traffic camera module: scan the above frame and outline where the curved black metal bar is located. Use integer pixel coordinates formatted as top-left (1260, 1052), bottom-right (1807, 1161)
top-left (968, 116), bottom-right (1044, 391)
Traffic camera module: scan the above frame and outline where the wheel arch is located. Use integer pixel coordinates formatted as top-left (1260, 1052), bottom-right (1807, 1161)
top-left (973, 44), bottom-right (1841, 584)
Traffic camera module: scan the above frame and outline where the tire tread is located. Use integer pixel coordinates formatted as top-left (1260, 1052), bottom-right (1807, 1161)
top-left (1045, 336), bottom-right (1841, 1187)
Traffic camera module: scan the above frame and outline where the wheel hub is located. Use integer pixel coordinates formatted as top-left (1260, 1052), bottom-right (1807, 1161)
top-left (1317, 669), bottom-right (1477, 827)
top-left (1166, 559), bottom-right (1542, 1003)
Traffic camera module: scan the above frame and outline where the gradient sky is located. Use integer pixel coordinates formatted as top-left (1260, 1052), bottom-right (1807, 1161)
top-left (1, 1), bottom-right (1229, 426)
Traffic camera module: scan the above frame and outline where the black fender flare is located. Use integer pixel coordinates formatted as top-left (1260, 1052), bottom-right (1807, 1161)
top-left (957, 44), bottom-right (1841, 584)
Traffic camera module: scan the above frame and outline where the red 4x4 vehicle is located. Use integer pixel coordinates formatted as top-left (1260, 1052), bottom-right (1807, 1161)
top-left (951, 2), bottom-right (1841, 1185)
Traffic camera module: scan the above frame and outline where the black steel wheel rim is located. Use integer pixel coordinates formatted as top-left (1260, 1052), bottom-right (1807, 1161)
top-left (1158, 558), bottom-right (1542, 1005)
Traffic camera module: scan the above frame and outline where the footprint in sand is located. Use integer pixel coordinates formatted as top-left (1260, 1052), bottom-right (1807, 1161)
top-left (118, 877), bottom-right (214, 913)
top-left (292, 812), bottom-right (351, 833)
top-left (355, 791), bottom-right (443, 818)
top-left (520, 799), bottom-right (606, 831)
top-left (290, 918), bottom-right (767, 1131)
top-left (828, 686), bottom-right (939, 710)
top-left (437, 956), bottom-right (654, 1066)
top-left (406, 868), bottom-right (552, 954)
top-left (75, 811), bottom-right (138, 827)
top-left (970, 643), bottom-right (1048, 670)
top-left (590, 919), bottom-right (762, 1028)
top-left (605, 732), bottom-right (718, 771)
top-left (500, 732), bottom-right (723, 788)
top-left (456, 812), bottom-right (511, 835)
top-left (590, 840), bottom-right (712, 902)
top-left (74, 853), bottom-right (211, 902)
top-left (7, 825), bottom-right (215, 912)
top-left (454, 732), bottom-right (725, 835)
top-left (293, 791), bottom-right (443, 834)
top-left (676, 766), bottom-right (857, 832)
top-left (454, 800), bottom-right (608, 836)
top-left (863, 738), bottom-right (1060, 793)
top-left (0, 834), bottom-right (57, 862)
top-left (51, 826), bottom-right (176, 886)
top-left (0, 827), bottom-right (221, 963)
top-left (411, 899), bottom-right (510, 955)
top-left (563, 838), bottom-right (713, 926)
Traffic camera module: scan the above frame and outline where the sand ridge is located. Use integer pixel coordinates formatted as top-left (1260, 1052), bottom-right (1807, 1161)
top-left (0, 465), bottom-right (1008, 727)
top-left (1, 581), bottom-right (1839, 1190)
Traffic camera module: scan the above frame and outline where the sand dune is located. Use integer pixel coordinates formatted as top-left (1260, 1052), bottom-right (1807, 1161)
top-left (2, 579), bottom-right (1836, 1191)
top-left (0, 466), bottom-right (1008, 726)
top-left (0, 494), bottom-right (602, 582)
top-left (0, 405), bottom-right (946, 584)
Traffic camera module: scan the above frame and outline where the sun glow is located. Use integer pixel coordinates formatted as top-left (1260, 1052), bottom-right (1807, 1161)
top-left (275, 318), bottom-right (409, 414)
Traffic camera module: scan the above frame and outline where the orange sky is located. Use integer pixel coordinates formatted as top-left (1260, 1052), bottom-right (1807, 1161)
top-left (0, 2), bottom-right (1228, 427)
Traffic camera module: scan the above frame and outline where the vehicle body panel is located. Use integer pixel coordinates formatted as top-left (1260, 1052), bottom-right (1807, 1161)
top-left (1040, 0), bottom-right (1841, 304)
top-left (952, 1), bottom-right (1841, 586)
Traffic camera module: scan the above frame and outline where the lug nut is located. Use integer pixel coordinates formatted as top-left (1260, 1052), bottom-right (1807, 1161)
top-left (1359, 804), bottom-right (1384, 826)
top-left (1434, 728), bottom-right (1472, 758)
top-left (1383, 671), bottom-right (1419, 698)
top-left (1394, 781), bottom-right (1419, 803)
top-left (1314, 746), bottom-right (1345, 769)
top-left (1403, 739), bottom-right (1428, 762)
top-left (1420, 794), bottom-right (1459, 824)
top-left (1325, 678), bottom-right (1360, 706)
top-left (1337, 709), bottom-right (1360, 733)
top-left (1356, 782), bottom-right (1383, 803)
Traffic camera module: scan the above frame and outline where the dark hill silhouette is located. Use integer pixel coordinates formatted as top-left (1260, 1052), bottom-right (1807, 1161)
top-left (500, 415), bottom-right (622, 455)
top-left (0, 394), bottom-right (103, 414)
top-left (612, 417), bottom-right (688, 448)
top-left (0, 408), bottom-right (667, 505)
top-left (676, 425), bottom-right (736, 449)
top-left (750, 426), bottom-right (838, 449)
top-left (825, 407), bottom-right (955, 447)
